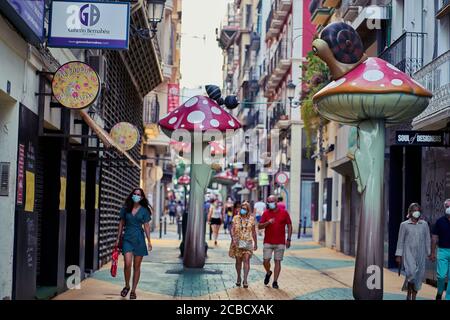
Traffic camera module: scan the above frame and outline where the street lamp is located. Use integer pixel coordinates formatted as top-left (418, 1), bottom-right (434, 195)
top-left (287, 80), bottom-right (298, 108)
top-left (132, 0), bottom-right (166, 40)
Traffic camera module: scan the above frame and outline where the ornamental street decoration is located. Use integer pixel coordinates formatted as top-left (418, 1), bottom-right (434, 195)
top-left (52, 61), bottom-right (100, 109)
top-left (110, 122), bottom-right (140, 151)
top-left (312, 22), bottom-right (432, 300)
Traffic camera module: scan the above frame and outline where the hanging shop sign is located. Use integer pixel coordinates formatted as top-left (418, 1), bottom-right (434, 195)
top-left (110, 122), bottom-right (140, 151)
top-left (258, 172), bottom-right (269, 186)
top-left (275, 171), bottom-right (289, 186)
top-left (0, 1), bottom-right (45, 45)
top-left (48, 0), bottom-right (130, 49)
top-left (52, 61), bottom-right (100, 109)
top-left (167, 83), bottom-right (180, 113)
top-left (395, 131), bottom-right (445, 147)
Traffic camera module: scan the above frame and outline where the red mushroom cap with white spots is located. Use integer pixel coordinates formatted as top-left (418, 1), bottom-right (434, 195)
top-left (314, 57), bottom-right (432, 99)
top-left (209, 141), bottom-right (226, 156)
top-left (313, 57), bottom-right (433, 125)
top-left (178, 175), bottom-right (190, 185)
top-left (159, 96), bottom-right (242, 134)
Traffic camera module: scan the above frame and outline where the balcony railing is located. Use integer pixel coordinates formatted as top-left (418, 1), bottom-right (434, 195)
top-left (265, 41), bottom-right (291, 95)
top-left (269, 102), bottom-right (288, 129)
top-left (413, 50), bottom-right (450, 125)
top-left (379, 32), bottom-right (426, 76)
top-left (265, 0), bottom-right (292, 39)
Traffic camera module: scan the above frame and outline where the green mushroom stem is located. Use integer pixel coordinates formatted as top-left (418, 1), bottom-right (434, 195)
top-left (349, 119), bottom-right (385, 300)
top-left (183, 142), bottom-right (213, 268)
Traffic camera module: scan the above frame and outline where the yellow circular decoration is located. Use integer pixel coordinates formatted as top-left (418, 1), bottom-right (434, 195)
top-left (110, 122), bottom-right (140, 151)
top-left (52, 61), bottom-right (100, 109)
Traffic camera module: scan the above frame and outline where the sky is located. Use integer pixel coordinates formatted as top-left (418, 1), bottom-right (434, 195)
top-left (180, 0), bottom-right (232, 90)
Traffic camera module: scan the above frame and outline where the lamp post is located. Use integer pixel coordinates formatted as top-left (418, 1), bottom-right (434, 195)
top-left (132, 0), bottom-right (166, 40)
top-left (286, 80), bottom-right (297, 108)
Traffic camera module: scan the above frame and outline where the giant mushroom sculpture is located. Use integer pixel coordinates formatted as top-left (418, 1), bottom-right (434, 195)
top-left (159, 86), bottom-right (241, 268)
top-left (312, 22), bottom-right (432, 300)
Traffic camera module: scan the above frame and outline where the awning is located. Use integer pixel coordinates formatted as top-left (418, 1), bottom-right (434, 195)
top-left (329, 155), bottom-right (354, 178)
top-left (78, 110), bottom-right (140, 169)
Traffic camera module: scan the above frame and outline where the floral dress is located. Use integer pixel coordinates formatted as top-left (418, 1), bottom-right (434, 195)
top-left (229, 215), bottom-right (255, 258)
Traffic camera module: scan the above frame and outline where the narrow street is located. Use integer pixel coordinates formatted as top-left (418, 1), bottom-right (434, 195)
top-left (54, 224), bottom-right (436, 300)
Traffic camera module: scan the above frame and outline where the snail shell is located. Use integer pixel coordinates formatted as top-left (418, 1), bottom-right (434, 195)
top-left (320, 22), bottom-right (364, 64)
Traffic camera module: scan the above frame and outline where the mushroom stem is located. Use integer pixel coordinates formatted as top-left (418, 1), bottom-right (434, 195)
top-left (350, 119), bottom-right (385, 300)
top-left (183, 142), bottom-right (213, 268)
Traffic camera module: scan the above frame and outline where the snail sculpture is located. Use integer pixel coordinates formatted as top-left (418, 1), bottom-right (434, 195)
top-left (312, 22), bottom-right (432, 300)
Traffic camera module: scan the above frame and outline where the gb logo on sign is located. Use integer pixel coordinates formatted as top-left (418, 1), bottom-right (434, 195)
top-left (79, 4), bottom-right (100, 27)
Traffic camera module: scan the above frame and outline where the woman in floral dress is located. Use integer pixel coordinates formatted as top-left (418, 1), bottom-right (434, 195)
top-left (229, 202), bottom-right (257, 288)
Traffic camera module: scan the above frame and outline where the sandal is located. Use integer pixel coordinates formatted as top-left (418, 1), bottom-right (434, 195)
top-left (243, 282), bottom-right (248, 288)
top-left (120, 287), bottom-right (130, 297)
top-left (236, 279), bottom-right (241, 287)
top-left (130, 291), bottom-right (137, 300)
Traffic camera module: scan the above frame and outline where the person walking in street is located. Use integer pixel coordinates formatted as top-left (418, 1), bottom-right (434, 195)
top-left (258, 195), bottom-right (292, 289)
top-left (277, 196), bottom-right (286, 211)
top-left (224, 196), bottom-right (234, 234)
top-left (431, 199), bottom-right (450, 300)
top-left (395, 203), bottom-right (431, 300)
top-left (115, 188), bottom-right (153, 300)
top-left (229, 202), bottom-right (257, 288)
top-left (168, 199), bottom-right (176, 224)
top-left (208, 198), bottom-right (224, 246)
top-left (253, 198), bottom-right (266, 236)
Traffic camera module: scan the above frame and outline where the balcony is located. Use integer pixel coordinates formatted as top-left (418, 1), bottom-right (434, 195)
top-left (265, 42), bottom-right (291, 96)
top-left (270, 102), bottom-right (290, 130)
top-left (412, 50), bottom-right (450, 129)
top-left (436, 0), bottom-right (450, 19)
top-left (322, 0), bottom-right (341, 8)
top-left (311, 4), bottom-right (334, 26)
top-left (340, 0), bottom-right (360, 22)
top-left (379, 32), bottom-right (426, 76)
top-left (265, 0), bottom-right (292, 40)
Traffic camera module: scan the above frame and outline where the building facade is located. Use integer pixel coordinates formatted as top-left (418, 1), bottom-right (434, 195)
top-left (0, 1), bottom-right (163, 299)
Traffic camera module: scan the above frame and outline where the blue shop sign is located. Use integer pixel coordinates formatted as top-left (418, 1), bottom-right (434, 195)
top-left (0, 0), bottom-right (45, 45)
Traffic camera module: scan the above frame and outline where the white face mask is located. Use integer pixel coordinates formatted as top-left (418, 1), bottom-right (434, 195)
top-left (446, 207), bottom-right (450, 215)
top-left (412, 211), bottom-right (421, 219)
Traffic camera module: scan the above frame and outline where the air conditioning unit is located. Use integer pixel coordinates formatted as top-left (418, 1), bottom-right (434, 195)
top-left (87, 55), bottom-right (108, 86)
top-left (340, 0), bottom-right (359, 21)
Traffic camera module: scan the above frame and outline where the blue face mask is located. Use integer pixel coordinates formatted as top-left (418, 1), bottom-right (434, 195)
top-left (268, 202), bottom-right (276, 210)
top-left (132, 194), bottom-right (142, 203)
top-left (240, 209), bottom-right (247, 215)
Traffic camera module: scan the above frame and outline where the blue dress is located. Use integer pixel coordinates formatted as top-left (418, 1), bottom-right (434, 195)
top-left (120, 206), bottom-right (152, 256)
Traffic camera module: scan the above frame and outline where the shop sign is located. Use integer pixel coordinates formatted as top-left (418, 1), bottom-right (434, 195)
top-left (0, 1), bottom-right (45, 45)
top-left (110, 122), bottom-right (140, 151)
top-left (258, 172), bottom-right (269, 186)
top-left (395, 131), bottom-right (445, 147)
top-left (48, 1), bottom-right (130, 49)
top-left (167, 83), bottom-right (180, 113)
top-left (17, 144), bottom-right (25, 205)
top-left (52, 61), bottom-right (100, 109)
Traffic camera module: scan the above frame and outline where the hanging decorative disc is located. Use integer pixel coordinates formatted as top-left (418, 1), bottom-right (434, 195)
top-left (52, 61), bottom-right (100, 109)
top-left (110, 122), bottom-right (140, 151)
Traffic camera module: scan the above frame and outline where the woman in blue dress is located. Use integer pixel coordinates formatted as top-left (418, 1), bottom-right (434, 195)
top-left (115, 188), bottom-right (153, 299)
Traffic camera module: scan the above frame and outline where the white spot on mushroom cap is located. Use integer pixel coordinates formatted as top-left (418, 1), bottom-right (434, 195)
top-left (202, 100), bottom-right (208, 105)
top-left (184, 97), bottom-right (199, 107)
top-left (210, 119), bottom-right (220, 127)
top-left (211, 106), bottom-right (222, 115)
top-left (228, 120), bottom-right (235, 127)
top-left (386, 63), bottom-right (401, 72)
top-left (187, 110), bottom-right (206, 124)
top-left (363, 70), bottom-right (384, 82)
top-left (391, 79), bottom-right (403, 86)
top-left (174, 110), bottom-right (179, 113)
top-left (325, 78), bottom-right (346, 89)
top-left (181, 124), bottom-right (185, 128)
top-left (168, 117), bottom-right (178, 124)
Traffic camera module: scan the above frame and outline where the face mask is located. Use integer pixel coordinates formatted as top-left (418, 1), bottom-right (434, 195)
top-left (446, 207), bottom-right (450, 215)
top-left (412, 211), bottom-right (421, 219)
top-left (132, 195), bottom-right (142, 203)
top-left (240, 209), bottom-right (247, 215)
top-left (268, 202), bottom-right (276, 210)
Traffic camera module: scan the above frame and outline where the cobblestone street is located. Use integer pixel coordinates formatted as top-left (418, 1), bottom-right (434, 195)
top-left (54, 224), bottom-right (437, 300)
